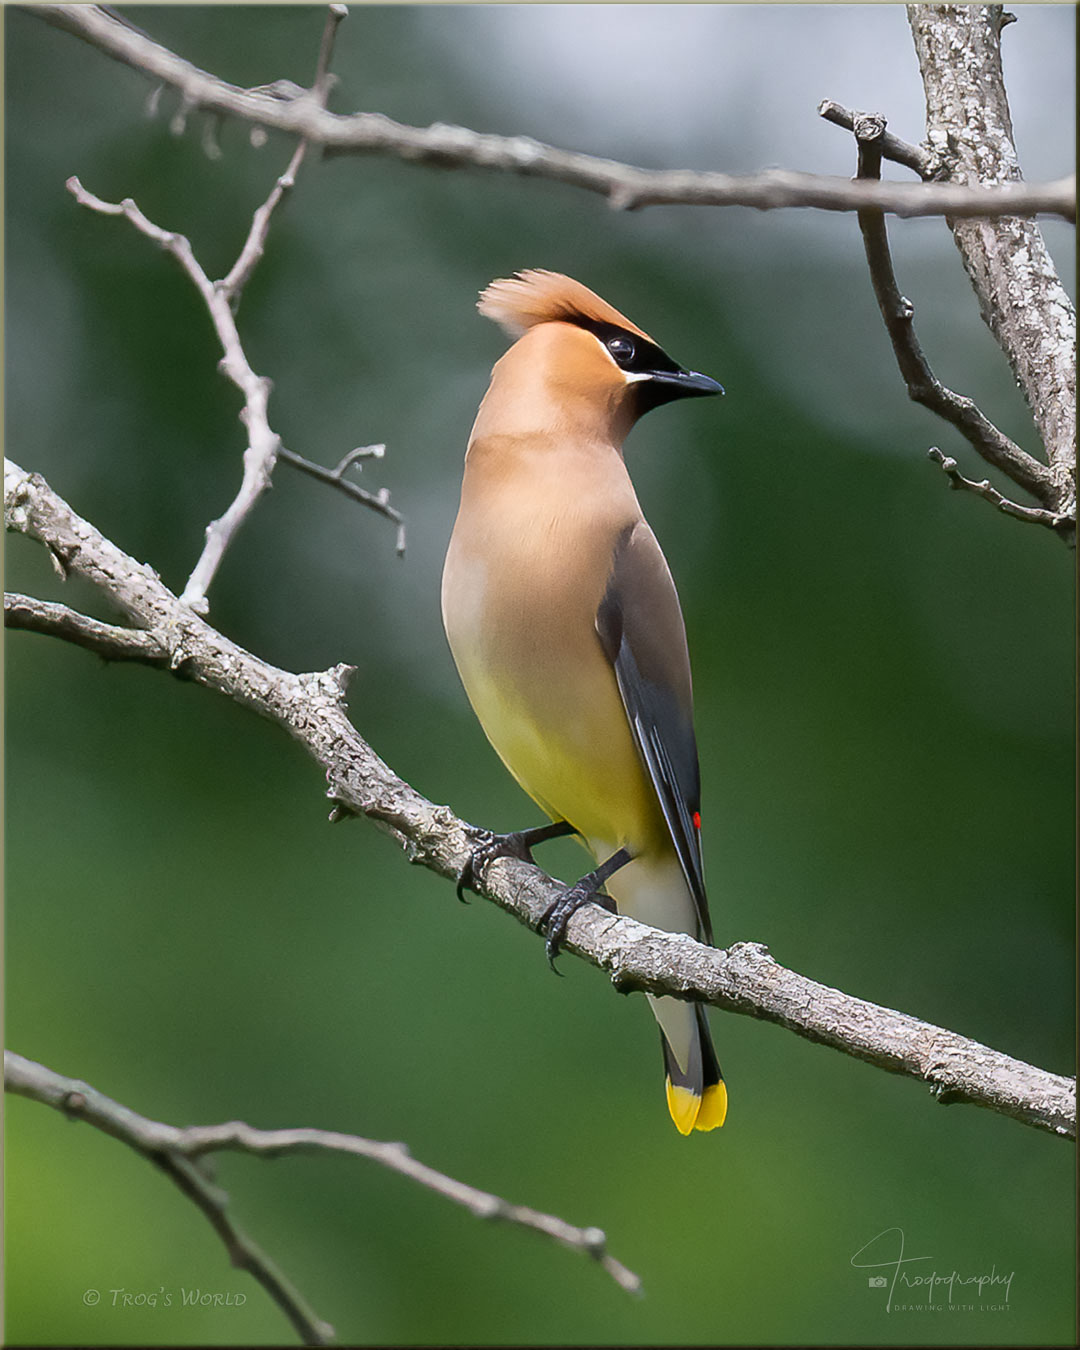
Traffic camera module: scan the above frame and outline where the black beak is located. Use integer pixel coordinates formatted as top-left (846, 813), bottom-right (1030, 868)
top-left (651, 368), bottom-right (724, 397)
top-left (636, 366), bottom-right (724, 414)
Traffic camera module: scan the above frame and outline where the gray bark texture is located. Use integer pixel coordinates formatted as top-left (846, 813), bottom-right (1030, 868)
top-left (908, 4), bottom-right (1076, 516)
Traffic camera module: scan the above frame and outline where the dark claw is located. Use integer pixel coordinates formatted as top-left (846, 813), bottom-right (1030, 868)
top-left (456, 829), bottom-right (494, 902)
top-left (456, 828), bottom-right (538, 902)
top-left (539, 883), bottom-right (616, 973)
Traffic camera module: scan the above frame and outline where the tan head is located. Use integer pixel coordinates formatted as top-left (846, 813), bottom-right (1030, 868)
top-left (470, 270), bottom-right (722, 446)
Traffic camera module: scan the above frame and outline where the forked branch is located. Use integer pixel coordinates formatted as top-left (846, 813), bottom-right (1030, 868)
top-left (836, 107), bottom-right (1073, 544)
top-left (65, 6), bottom-right (401, 616)
top-left (5, 1049), bottom-right (640, 1349)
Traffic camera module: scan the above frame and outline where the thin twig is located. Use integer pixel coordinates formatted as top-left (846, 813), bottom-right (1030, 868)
top-left (4, 592), bottom-right (169, 663)
top-left (278, 446), bottom-right (406, 555)
top-left (221, 5), bottom-right (347, 301)
top-left (314, 5), bottom-right (349, 90)
top-left (219, 134), bottom-right (307, 300)
top-left (5, 1051), bottom-right (642, 1344)
top-left (927, 448), bottom-right (1074, 529)
top-left (36, 5), bottom-right (1076, 221)
top-left (5, 459), bottom-right (1075, 1141)
top-left (846, 112), bottom-right (1070, 540)
top-left (150, 1150), bottom-right (334, 1347)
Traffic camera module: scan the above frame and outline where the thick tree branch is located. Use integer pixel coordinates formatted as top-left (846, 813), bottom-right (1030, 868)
top-left (845, 110), bottom-right (1072, 543)
top-left (34, 5), bottom-right (1075, 221)
top-left (5, 1049), bottom-right (640, 1349)
top-left (6, 460), bottom-right (1075, 1140)
top-left (908, 5), bottom-right (1076, 516)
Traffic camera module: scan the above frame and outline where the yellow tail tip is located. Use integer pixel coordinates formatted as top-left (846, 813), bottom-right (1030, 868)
top-left (695, 1079), bottom-right (728, 1131)
top-left (666, 1078), bottom-right (728, 1134)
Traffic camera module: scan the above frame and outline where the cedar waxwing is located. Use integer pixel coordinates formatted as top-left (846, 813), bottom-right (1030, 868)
top-left (442, 270), bottom-right (726, 1134)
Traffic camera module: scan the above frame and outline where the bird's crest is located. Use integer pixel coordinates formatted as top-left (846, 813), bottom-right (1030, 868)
top-left (478, 270), bottom-right (654, 343)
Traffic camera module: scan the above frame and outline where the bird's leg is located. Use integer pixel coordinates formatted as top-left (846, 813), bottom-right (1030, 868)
top-left (456, 819), bottom-right (578, 901)
top-left (540, 846), bottom-right (632, 972)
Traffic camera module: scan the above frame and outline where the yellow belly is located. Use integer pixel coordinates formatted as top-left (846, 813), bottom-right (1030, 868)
top-left (460, 660), bottom-right (664, 855)
top-left (444, 544), bottom-right (662, 854)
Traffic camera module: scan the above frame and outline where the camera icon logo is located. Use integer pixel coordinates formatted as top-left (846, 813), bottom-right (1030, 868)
top-left (868, 1276), bottom-right (888, 1288)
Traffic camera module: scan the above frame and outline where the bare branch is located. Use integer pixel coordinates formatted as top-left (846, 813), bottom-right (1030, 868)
top-left (4, 591), bottom-right (169, 663)
top-left (64, 168), bottom-right (402, 609)
top-left (35, 5), bottom-right (1076, 221)
top-left (5, 459), bottom-right (1074, 1140)
top-left (817, 99), bottom-right (933, 177)
top-left (927, 448), bottom-right (1074, 529)
top-left (842, 111), bottom-right (1072, 543)
top-left (66, 175), bottom-right (281, 613)
top-left (908, 5), bottom-right (1076, 515)
top-left (221, 5), bottom-right (346, 301)
top-left (5, 1050), bottom-right (640, 1348)
top-left (152, 1153), bottom-right (334, 1347)
top-left (277, 446), bottom-right (407, 555)
top-left (220, 137), bottom-right (306, 301)
top-left (64, 10), bottom-right (404, 615)
top-left (6, 1047), bottom-right (334, 1346)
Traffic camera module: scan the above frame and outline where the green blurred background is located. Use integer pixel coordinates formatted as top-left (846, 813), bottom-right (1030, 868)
top-left (4, 5), bottom-right (1075, 1345)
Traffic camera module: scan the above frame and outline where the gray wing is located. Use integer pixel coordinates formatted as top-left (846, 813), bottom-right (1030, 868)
top-left (595, 522), bottom-right (711, 943)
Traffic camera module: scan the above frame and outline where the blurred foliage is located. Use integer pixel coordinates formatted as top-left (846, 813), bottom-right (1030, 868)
top-left (4, 6), bottom-right (1075, 1347)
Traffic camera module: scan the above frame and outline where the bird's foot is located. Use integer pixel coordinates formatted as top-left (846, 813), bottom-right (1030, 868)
top-left (456, 828), bottom-right (540, 902)
top-left (539, 880), bottom-right (617, 973)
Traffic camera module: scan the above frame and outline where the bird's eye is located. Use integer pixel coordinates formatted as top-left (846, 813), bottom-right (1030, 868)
top-left (607, 336), bottom-right (635, 366)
